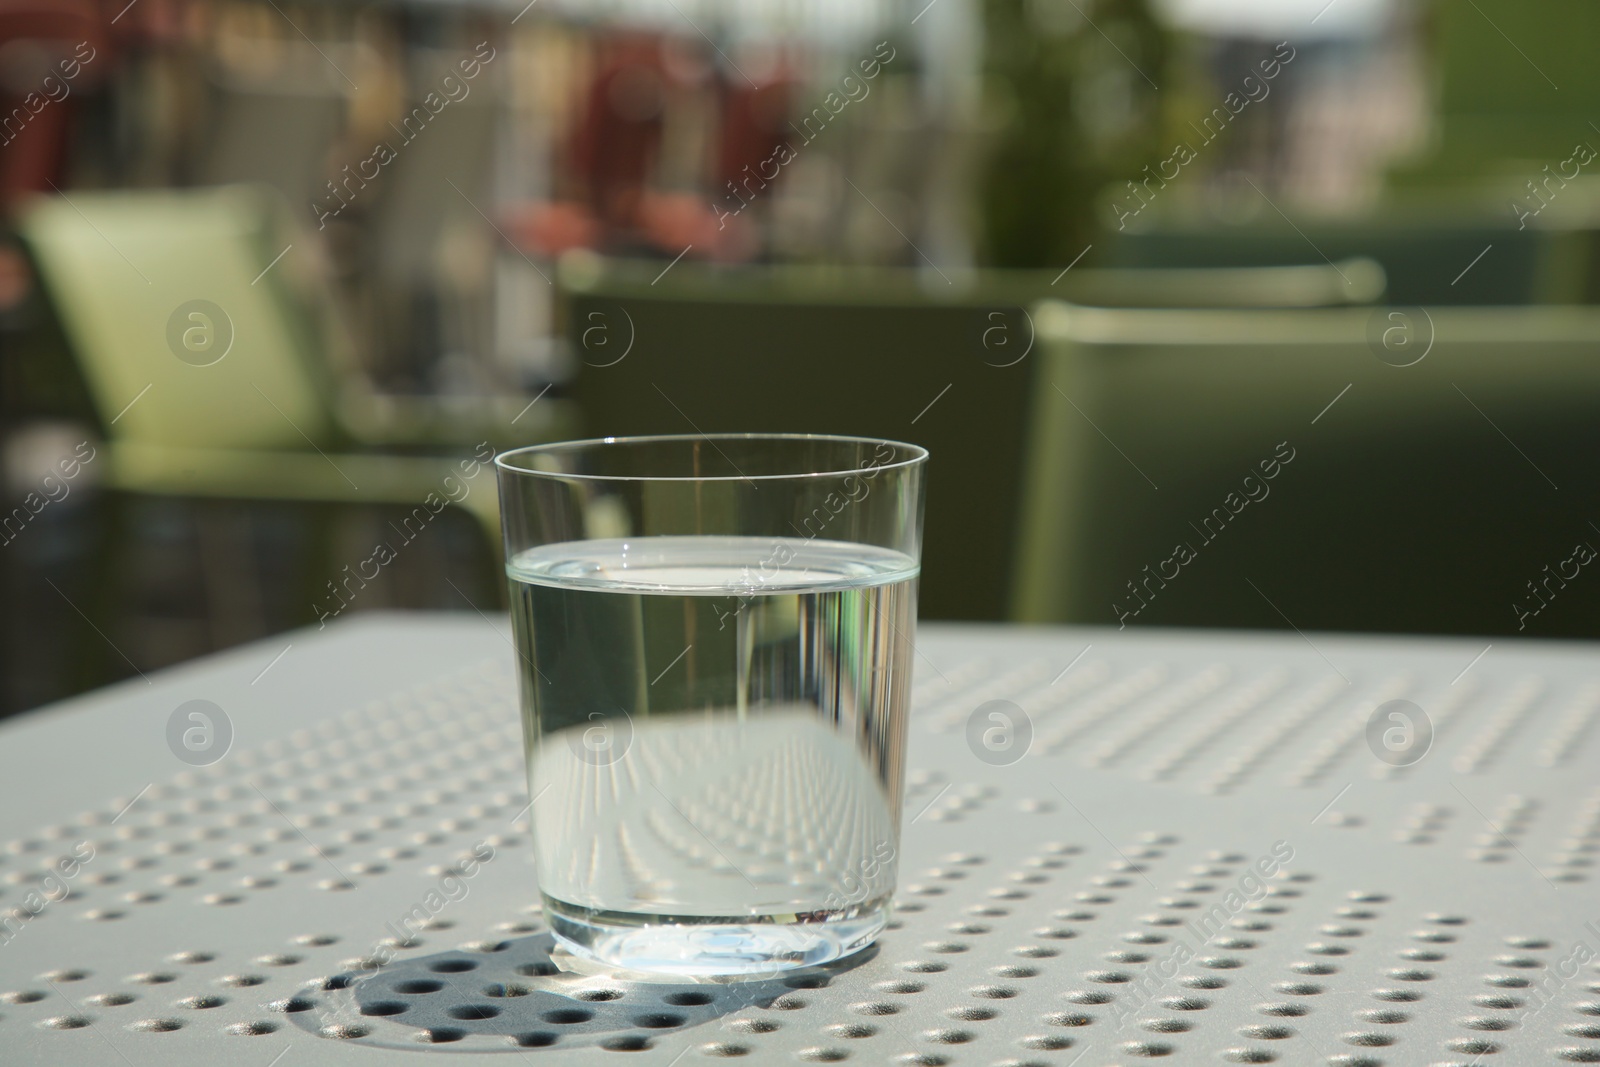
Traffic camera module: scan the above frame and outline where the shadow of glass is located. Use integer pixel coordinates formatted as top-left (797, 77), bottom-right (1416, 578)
top-left (287, 932), bottom-right (875, 1052)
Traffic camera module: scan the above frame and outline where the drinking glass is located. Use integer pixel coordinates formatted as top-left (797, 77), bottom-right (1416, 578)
top-left (495, 433), bottom-right (927, 976)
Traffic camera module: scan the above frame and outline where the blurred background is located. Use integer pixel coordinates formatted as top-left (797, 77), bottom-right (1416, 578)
top-left (4, 0), bottom-right (1600, 716)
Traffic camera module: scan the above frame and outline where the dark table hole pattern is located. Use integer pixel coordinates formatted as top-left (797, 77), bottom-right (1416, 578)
top-left (266, 931), bottom-right (875, 1051)
top-left (0, 913), bottom-right (1584, 1064)
top-left (4, 679), bottom-right (1597, 1065)
top-left (15, 831), bottom-right (1094, 1053)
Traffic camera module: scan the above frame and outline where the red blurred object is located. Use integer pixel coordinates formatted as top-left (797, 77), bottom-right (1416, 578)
top-left (505, 32), bottom-right (795, 264)
top-left (504, 200), bottom-right (602, 259)
top-left (505, 190), bottom-right (750, 263)
top-left (569, 30), bottom-right (668, 242)
top-left (0, 0), bottom-right (109, 214)
top-left (0, 243), bottom-right (29, 311)
top-left (715, 71), bottom-right (795, 194)
top-left (635, 191), bottom-right (732, 255)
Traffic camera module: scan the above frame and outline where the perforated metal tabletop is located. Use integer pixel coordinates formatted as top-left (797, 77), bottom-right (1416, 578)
top-left (3, 614), bottom-right (1599, 1065)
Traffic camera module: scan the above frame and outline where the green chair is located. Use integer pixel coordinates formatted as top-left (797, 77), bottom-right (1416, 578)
top-left (1103, 211), bottom-right (1596, 306)
top-left (1389, 0), bottom-right (1600, 188)
top-left (559, 254), bottom-right (1381, 622)
top-left (1014, 301), bottom-right (1600, 639)
top-left (558, 253), bottom-right (1384, 310)
top-left (19, 184), bottom-right (574, 543)
top-left (17, 184), bottom-right (575, 670)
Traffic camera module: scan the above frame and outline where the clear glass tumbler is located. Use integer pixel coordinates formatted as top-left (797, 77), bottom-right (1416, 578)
top-left (495, 434), bottom-right (927, 976)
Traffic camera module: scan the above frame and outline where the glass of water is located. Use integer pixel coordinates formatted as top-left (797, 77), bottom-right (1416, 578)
top-left (495, 434), bottom-right (927, 977)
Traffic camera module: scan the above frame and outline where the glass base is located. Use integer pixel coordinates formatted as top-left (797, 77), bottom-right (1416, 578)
top-left (543, 893), bottom-right (888, 978)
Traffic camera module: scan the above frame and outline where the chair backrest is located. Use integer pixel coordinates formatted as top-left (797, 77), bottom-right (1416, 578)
top-left (1015, 301), bottom-right (1600, 638)
top-left (559, 254), bottom-right (1383, 310)
top-left (20, 184), bottom-right (346, 449)
top-left (1104, 214), bottom-right (1589, 305)
top-left (560, 256), bottom-right (1384, 622)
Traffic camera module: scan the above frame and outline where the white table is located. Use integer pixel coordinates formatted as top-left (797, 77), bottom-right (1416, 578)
top-left (2, 613), bottom-right (1597, 1065)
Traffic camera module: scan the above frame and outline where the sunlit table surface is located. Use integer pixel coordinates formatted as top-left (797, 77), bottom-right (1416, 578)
top-left (3, 613), bottom-right (1599, 1065)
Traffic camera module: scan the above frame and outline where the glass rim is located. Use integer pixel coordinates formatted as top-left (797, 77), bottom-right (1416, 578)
top-left (494, 432), bottom-right (928, 483)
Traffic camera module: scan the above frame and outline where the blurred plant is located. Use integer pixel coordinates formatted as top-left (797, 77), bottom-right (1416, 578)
top-left (978, 0), bottom-right (1168, 267)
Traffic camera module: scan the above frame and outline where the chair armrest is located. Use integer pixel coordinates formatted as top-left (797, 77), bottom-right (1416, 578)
top-left (103, 441), bottom-right (502, 544)
top-left (336, 391), bottom-right (577, 451)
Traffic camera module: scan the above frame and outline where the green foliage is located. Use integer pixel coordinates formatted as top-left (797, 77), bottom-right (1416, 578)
top-left (978, 0), bottom-right (1168, 267)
